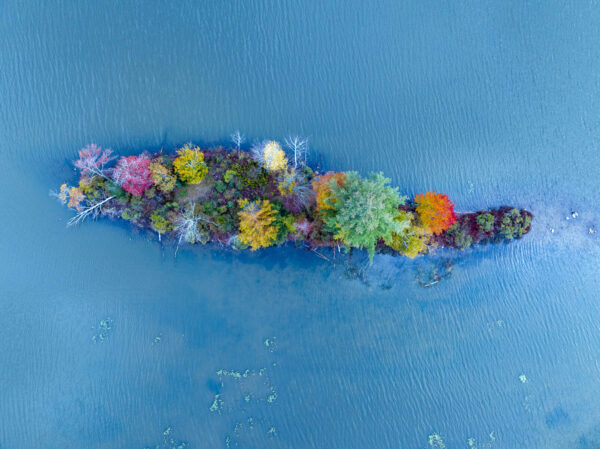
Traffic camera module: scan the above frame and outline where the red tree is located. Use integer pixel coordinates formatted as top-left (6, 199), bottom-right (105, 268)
top-left (414, 191), bottom-right (457, 235)
top-left (112, 155), bottom-right (154, 196)
top-left (74, 144), bottom-right (115, 177)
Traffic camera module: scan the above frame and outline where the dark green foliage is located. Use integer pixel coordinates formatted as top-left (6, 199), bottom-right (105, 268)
top-left (500, 208), bottom-right (530, 239)
top-left (476, 213), bottom-right (494, 233)
top-left (105, 180), bottom-right (128, 202)
top-left (446, 223), bottom-right (473, 249)
top-left (231, 162), bottom-right (270, 190)
top-left (215, 180), bottom-right (227, 194)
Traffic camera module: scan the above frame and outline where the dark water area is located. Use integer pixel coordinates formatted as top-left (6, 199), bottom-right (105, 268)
top-left (1, 1), bottom-right (600, 448)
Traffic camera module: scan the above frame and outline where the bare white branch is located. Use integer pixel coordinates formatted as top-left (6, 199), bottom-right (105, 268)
top-left (230, 130), bottom-right (245, 156)
top-left (284, 135), bottom-right (309, 169)
top-left (173, 204), bottom-right (220, 254)
top-left (67, 196), bottom-right (115, 227)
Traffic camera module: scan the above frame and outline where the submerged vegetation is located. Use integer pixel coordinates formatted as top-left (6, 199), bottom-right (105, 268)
top-left (53, 138), bottom-right (532, 260)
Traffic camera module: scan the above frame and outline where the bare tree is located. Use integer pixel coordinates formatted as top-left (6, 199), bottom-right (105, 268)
top-left (284, 135), bottom-right (309, 169)
top-left (230, 130), bottom-right (245, 156)
top-left (67, 195), bottom-right (115, 227)
top-left (174, 204), bottom-right (219, 255)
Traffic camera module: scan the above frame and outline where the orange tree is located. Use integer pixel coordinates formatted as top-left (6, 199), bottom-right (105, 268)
top-left (311, 172), bottom-right (346, 216)
top-left (414, 191), bottom-right (457, 235)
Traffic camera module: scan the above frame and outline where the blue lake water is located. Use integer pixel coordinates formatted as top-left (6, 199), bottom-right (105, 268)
top-left (1, 1), bottom-right (600, 448)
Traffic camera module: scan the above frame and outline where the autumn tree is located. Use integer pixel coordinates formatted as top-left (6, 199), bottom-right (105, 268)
top-left (384, 211), bottom-right (428, 258)
top-left (173, 144), bottom-right (208, 184)
top-left (112, 155), bottom-right (154, 196)
top-left (414, 191), bottom-right (457, 235)
top-left (74, 144), bottom-right (115, 178)
top-left (251, 140), bottom-right (288, 172)
top-left (149, 161), bottom-right (176, 193)
top-left (325, 172), bottom-right (409, 261)
top-left (312, 172), bottom-right (346, 216)
top-left (237, 199), bottom-right (279, 250)
top-left (67, 187), bottom-right (85, 210)
top-left (52, 183), bottom-right (84, 210)
top-left (277, 170), bottom-right (313, 211)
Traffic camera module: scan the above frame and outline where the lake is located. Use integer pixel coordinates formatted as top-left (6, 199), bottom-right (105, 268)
top-left (1, 1), bottom-right (600, 448)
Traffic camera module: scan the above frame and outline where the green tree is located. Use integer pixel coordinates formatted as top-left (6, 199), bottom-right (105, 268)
top-left (476, 212), bottom-right (494, 233)
top-left (325, 172), bottom-right (408, 261)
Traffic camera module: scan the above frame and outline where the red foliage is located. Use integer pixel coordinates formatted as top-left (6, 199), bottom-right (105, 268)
top-left (414, 191), bottom-right (457, 235)
top-left (295, 219), bottom-right (313, 235)
top-left (112, 155), bottom-right (154, 196)
top-left (74, 144), bottom-right (115, 176)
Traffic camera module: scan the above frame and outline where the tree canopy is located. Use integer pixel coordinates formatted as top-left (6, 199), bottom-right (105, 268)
top-left (325, 172), bottom-right (408, 260)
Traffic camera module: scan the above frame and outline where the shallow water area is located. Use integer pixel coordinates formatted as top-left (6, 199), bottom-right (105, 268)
top-left (2, 1), bottom-right (600, 448)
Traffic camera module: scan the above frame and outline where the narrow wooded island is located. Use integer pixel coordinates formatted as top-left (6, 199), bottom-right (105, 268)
top-left (53, 140), bottom-right (532, 260)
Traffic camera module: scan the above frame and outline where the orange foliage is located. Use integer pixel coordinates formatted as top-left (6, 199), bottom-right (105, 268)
top-left (414, 191), bottom-right (457, 235)
top-left (312, 172), bottom-right (346, 213)
top-left (67, 187), bottom-right (85, 210)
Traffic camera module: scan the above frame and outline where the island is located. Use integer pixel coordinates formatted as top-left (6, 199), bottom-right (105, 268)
top-left (53, 139), bottom-right (532, 260)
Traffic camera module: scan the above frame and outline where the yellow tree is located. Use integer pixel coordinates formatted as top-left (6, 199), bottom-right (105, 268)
top-left (253, 141), bottom-right (288, 172)
top-left (384, 211), bottom-right (428, 258)
top-left (173, 144), bottom-right (208, 184)
top-left (149, 161), bottom-right (176, 192)
top-left (237, 199), bottom-right (279, 250)
top-left (67, 187), bottom-right (85, 210)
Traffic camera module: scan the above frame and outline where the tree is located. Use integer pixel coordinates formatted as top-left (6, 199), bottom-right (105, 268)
top-left (500, 208), bottom-right (531, 239)
top-left (173, 144), bottom-right (208, 184)
top-left (149, 161), bottom-right (176, 193)
top-left (66, 194), bottom-right (115, 227)
top-left (150, 213), bottom-right (173, 236)
top-left (414, 191), bottom-right (457, 235)
top-left (230, 130), bottom-right (245, 156)
top-left (312, 172), bottom-right (346, 216)
top-left (237, 199), bottom-right (279, 250)
top-left (112, 155), bottom-right (154, 196)
top-left (251, 140), bottom-right (288, 172)
top-left (476, 212), bottom-right (494, 233)
top-left (294, 218), bottom-right (313, 235)
top-left (173, 204), bottom-right (214, 248)
top-left (67, 187), bottom-right (85, 210)
top-left (284, 135), bottom-right (308, 169)
top-left (325, 172), bottom-right (409, 261)
top-left (384, 211), bottom-right (428, 258)
top-left (277, 170), bottom-right (313, 210)
top-left (74, 144), bottom-right (115, 178)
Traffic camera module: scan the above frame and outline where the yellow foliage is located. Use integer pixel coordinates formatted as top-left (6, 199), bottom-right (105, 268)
top-left (277, 170), bottom-right (297, 197)
top-left (56, 183), bottom-right (69, 204)
top-left (262, 141), bottom-right (288, 172)
top-left (149, 161), bottom-right (176, 192)
top-left (173, 144), bottom-right (208, 184)
top-left (67, 187), bottom-right (85, 211)
top-left (384, 211), bottom-right (428, 258)
top-left (237, 199), bottom-right (279, 250)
